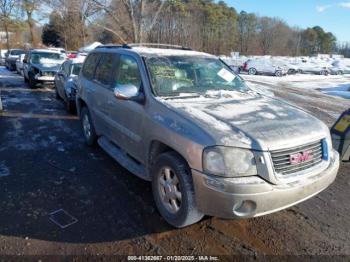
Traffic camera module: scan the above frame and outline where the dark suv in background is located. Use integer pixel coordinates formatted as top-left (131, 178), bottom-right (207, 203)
top-left (23, 49), bottom-right (65, 88)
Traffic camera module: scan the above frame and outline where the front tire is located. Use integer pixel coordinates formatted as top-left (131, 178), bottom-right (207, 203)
top-left (151, 152), bottom-right (204, 228)
top-left (66, 100), bottom-right (75, 114)
top-left (275, 70), bottom-right (282, 77)
top-left (322, 70), bottom-right (329, 76)
top-left (28, 75), bottom-right (36, 88)
top-left (54, 84), bottom-right (61, 99)
top-left (80, 107), bottom-right (97, 146)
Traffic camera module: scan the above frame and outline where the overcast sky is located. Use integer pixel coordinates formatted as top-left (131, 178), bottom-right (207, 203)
top-left (226, 0), bottom-right (350, 42)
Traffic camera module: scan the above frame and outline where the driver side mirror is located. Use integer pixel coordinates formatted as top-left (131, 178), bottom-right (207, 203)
top-left (113, 84), bottom-right (144, 103)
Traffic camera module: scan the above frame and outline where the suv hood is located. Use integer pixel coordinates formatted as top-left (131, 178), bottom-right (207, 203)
top-left (33, 63), bottom-right (61, 72)
top-left (162, 91), bottom-right (329, 151)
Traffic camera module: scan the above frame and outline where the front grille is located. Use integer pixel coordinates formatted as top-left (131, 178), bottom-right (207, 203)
top-left (42, 71), bottom-right (55, 76)
top-left (271, 140), bottom-right (323, 175)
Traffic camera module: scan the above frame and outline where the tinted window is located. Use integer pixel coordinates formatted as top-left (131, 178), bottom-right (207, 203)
top-left (10, 50), bottom-right (24, 56)
top-left (30, 52), bottom-right (64, 64)
top-left (115, 55), bottom-right (142, 89)
top-left (95, 54), bottom-right (114, 85)
top-left (63, 62), bottom-right (70, 75)
top-left (82, 53), bottom-right (100, 79)
top-left (145, 56), bottom-right (247, 97)
top-left (71, 63), bottom-right (83, 76)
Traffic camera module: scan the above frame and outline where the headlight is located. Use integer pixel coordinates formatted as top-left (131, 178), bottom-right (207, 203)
top-left (203, 147), bottom-right (257, 177)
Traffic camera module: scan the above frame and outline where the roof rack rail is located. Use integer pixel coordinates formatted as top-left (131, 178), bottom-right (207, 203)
top-left (95, 43), bottom-right (192, 51)
top-left (95, 44), bottom-right (124, 49)
top-left (127, 43), bottom-right (192, 50)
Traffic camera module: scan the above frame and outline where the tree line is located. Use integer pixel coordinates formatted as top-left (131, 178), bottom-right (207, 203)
top-left (0, 0), bottom-right (346, 57)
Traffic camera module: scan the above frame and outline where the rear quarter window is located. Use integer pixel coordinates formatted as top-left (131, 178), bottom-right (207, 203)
top-left (95, 54), bottom-right (115, 85)
top-left (82, 53), bottom-right (101, 79)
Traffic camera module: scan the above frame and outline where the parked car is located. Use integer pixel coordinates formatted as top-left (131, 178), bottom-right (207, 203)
top-left (54, 57), bottom-right (85, 113)
top-left (76, 44), bottom-right (339, 228)
top-left (5, 49), bottom-right (25, 71)
top-left (329, 61), bottom-right (350, 75)
top-left (272, 59), bottom-right (298, 75)
top-left (296, 61), bottom-right (331, 75)
top-left (15, 54), bottom-right (26, 75)
top-left (0, 49), bottom-right (8, 66)
top-left (23, 49), bottom-right (66, 88)
top-left (67, 51), bottom-right (78, 59)
top-left (242, 59), bottom-right (287, 76)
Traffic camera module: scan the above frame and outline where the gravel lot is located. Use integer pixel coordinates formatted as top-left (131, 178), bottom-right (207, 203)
top-left (0, 67), bottom-right (350, 257)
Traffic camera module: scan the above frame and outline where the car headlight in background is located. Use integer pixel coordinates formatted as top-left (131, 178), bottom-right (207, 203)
top-left (203, 147), bottom-right (257, 177)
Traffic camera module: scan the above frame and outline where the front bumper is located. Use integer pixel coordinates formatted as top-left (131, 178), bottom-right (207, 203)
top-left (192, 150), bottom-right (339, 219)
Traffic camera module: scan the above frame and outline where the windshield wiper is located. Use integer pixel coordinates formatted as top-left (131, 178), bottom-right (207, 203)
top-left (161, 93), bottom-right (202, 100)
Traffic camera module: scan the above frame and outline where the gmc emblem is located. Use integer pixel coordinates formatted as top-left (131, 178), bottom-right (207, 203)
top-left (290, 150), bottom-right (313, 165)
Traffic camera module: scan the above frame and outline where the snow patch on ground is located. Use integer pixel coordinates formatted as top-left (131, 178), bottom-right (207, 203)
top-left (243, 74), bottom-right (350, 100)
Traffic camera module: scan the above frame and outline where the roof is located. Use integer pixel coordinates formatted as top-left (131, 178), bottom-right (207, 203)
top-left (30, 49), bottom-right (61, 54)
top-left (130, 47), bottom-right (215, 58)
top-left (94, 44), bottom-right (215, 58)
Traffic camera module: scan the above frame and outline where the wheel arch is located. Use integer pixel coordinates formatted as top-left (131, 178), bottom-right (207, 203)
top-left (148, 140), bottom-right (189, 169)
top-left (76, 98), bottom-right (87, 117)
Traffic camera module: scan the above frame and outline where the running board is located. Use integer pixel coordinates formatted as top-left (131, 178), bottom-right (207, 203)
top-left (98, 136), bottom-right (150, 181)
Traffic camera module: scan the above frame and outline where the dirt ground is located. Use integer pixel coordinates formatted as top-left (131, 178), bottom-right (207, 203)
top-left (0, 67), bottom-right (350, 257)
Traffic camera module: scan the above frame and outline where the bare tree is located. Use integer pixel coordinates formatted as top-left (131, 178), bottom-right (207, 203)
top-left (21, 0), bottom-right (41, 47)
top-left (89, 0), bottom-right (165, 43)
top-left (43, 0), bottom-right (97, 49)
top-left (257, 17), bottom-right (278, 55)
top-left (0, 0), bottom-right (17, 49)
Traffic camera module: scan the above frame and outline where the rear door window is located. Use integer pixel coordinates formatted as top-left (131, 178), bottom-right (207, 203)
top-left (95, 54), bottom-right (114, 86)
top-left (82, 53), bottom-right (100, 80)
top-left (63, 62), bottom-right (70, 76)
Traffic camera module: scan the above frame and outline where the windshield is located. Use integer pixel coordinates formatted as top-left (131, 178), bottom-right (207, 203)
top-left (71, 63), bottom-right (82, 75)
top-left (10, 50), bottom-right (24, 56)
top-left (30, 52), bottom-right (64, 64)
top-left (145, 56), bottom-right (249, 97)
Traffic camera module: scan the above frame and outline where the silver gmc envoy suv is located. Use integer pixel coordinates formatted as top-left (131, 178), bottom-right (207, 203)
top-left (76, 44), bottom-right (339, 227)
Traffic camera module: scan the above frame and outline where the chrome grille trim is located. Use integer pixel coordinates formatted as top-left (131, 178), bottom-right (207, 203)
top-left (271, 140), bottom-right (323, 175)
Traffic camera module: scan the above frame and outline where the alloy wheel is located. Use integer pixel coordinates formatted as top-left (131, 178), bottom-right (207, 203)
top-left (82, 114), bottom-right (91, 139)
top-left (158, 167), bottom-right (182, 214)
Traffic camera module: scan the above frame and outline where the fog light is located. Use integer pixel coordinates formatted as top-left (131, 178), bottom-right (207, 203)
top-left (233, 200), bottom-right (257, 217)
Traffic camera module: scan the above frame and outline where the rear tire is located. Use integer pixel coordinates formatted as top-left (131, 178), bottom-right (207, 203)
top-left (80, 107), bottom-right (97, 146)
top-left (151, 152), bottom-right (204, 228)
top-left (54, 84), bottom-right (61, 99)
top-left (248, 68), bottom-right (257, 75)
